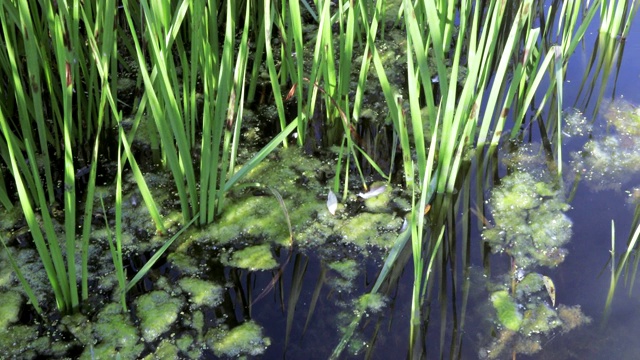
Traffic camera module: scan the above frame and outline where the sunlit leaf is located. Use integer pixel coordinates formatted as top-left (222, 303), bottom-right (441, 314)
top-left (542, 275), bottom-right (556, 307)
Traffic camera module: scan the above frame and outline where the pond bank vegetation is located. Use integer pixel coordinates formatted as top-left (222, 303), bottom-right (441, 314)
top-left (0, 0), bottom-right (638, 358)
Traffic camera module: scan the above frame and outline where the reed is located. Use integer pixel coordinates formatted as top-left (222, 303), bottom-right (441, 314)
top-left (0, 0), bottom-right (296, 316)
top-left (0, 3), bottom-right (636, 359)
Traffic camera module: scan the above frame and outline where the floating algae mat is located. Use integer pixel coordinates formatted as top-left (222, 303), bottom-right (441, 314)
top-left (571, 98), bottom-right (640, 192)
top-left (479, 160), bottom-right (591, 359)
top-left (0, 146), bottom-right (410, 358)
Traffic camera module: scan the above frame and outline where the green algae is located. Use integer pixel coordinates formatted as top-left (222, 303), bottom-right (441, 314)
top-left (86, 302), bottom-right (143, 359)
top-left (483, 171), bottom-right (572, 270)
top-left (135, 290), bottom-right (183, 343)
top-left (491, 290), bottom-right (522, 331)
top-left (206, 321), bottom-right (271, 357)
top-left (480, 167), bottom-right (591, 359)
top-left (328, 259), bottom-right (359, 282)
top-left (571, 99), bottom-right (640, 191)
top-left (605, 98), bottom-right (640, 136)
top-left (179, 277), bottom-right (223, 308)
top-left (221, 243), bottom-right (278, 271)
top-left (515, 273), bottom-right (544, 298)
top-left (558, 304), bottom-right (591, 333)
top-left (0, 291), bottom-right (22, 330)
top-left (362, 182), bottom-right (393, 213)
top-left (521, 303), bottom-right (561, 335)
top-left (168, 251), bottom-right (202, 275)
top-left (61, 313), bottom-right (93, 344)
top-left (143, 339), bottom-right (179, 359)
top-left (0, 324), bottom-right (41, 358)
top-left (357, 293), bottom-right (387, 313)
top-left (190, 310), bottom-right (204, 336)
top-left (338, 212), bottom-right (404, 249)
top-left (0, 252), bottom-right (14, 288)
top-left (176, 334), bottom-right (195, 353)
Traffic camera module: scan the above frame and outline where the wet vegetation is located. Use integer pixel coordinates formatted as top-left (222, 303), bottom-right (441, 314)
top-left (0, 0), bottom-right (638, 358)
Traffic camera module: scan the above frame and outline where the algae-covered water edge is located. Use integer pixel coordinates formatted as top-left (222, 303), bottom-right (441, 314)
top-left (0, 145), bottom-right (410, 359)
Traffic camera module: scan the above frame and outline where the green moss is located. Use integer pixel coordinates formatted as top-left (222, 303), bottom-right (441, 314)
top-left (206, 321), bottom-right (271, 357)
top-left (135, 290), bottom-right (182, 343)
top-left (179, 277), bottom-right (223, 308)
top-left (491, 290), bottom-right (522, 331)
top-left (0, 291), bottom-right (22, 330)
top-left (221, 243), bottom-right (278, 271)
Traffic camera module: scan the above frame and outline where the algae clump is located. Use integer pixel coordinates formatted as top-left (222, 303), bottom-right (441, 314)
top-left (0, 291), bottom-right (22, 330)
top-left (135, 290), bottom-right (183, 342)
top-left (179, 277), bottom-right (223, 308)
top-left (206, 321), bottom-right (271, 357)
top-left (491, 290), bottom-right (522, 331)
top-left (86, 302), bottom-right (143, 359)
top-left (221, 243), bottom-right (278, 271)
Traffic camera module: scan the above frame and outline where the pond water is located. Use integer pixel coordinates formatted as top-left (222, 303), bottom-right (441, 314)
top-left (2, 4), bottom-right (640, 360)
top-left (244, 10), bottom-right (640, 360)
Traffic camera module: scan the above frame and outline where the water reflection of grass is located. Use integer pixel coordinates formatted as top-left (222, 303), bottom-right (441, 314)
top-left (0, 0), bottom-right (637, 358)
